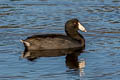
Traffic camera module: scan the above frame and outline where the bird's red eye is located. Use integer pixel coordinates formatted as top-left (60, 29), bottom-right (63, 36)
top-left (74, 22), bottom-right (77, 25)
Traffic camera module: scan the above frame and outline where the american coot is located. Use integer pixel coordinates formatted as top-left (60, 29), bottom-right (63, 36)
top-left (21, 18), bottom-right (87, 50)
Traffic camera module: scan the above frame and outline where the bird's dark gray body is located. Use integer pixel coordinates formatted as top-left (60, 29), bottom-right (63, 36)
top-left (22, 34), bottom-right (84, 50)
top-left (21, 19), bottom-right (86, 51)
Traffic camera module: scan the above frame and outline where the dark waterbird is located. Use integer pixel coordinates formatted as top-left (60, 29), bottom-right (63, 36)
top-left (21, 18), bottom-right (87, 50)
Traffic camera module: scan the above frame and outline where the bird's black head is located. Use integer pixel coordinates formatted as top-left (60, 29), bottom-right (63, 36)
top-left (65, 18), bottom-right (87, 32)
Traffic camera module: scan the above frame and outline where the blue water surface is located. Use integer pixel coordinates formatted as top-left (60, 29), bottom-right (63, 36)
top-left (0, 0), bottom-right (120, 80)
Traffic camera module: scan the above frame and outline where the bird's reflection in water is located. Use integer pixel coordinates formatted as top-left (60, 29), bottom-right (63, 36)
top-left (66, 53), bottom-right (85, 77)
top-left (21, 48), bottom-right (86, 76)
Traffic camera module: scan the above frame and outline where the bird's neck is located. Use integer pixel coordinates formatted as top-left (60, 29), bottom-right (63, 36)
top-left (65, 29), bottom-right (85, 46)
top-left (66, 30), bottom-right (83, 39)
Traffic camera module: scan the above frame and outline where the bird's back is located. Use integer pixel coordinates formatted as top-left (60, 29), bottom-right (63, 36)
top-left (22, 34), bottom-right (84, 50)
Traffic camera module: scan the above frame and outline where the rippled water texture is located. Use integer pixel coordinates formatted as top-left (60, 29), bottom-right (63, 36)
top-left (0, 0), bottom-right (120, 80)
